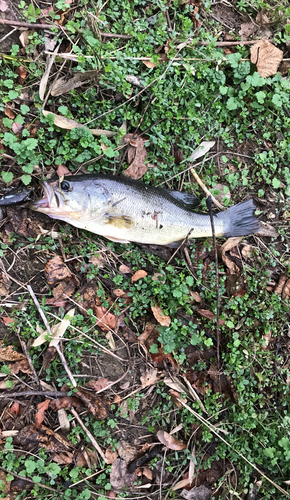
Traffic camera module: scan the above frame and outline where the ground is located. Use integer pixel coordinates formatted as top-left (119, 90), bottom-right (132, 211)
top-left (0, 1), bottom-right (290, 499)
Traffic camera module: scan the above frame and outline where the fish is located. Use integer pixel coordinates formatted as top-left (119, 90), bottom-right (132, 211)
top-left (30, 174), bottom-right (262, 246)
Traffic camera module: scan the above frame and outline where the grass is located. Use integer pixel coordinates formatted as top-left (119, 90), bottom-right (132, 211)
top-left (0, 0), bottom-right (290, 499)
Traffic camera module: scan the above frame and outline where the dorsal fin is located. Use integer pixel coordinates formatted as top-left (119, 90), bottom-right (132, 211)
top-left (167, 190), bottom-right (200, 209)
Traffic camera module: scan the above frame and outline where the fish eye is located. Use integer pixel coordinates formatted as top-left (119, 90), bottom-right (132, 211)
top-left (61, 181), bottom-right (70, 191)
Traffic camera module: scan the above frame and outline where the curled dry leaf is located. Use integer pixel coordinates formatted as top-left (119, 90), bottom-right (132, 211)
top-left (251, 40), bottom-right (283, 78)
top-left (157, 430), bottom-right (186, 451)
top-left (56, 164), bottom-right (70, 176)
top-left (189, 141), bottom-right (215, 161)
top-left (110, 458), bottom-right (138, 490)
top-left (4, 105), bottom-right (15, 119)
top-left (0, 344), bottom-right (26, 362)
top-left (143, 59), bottom-right (156, 68)
top-left (45, 255), bottom-right (71, 285)
top-left (274, 275), bottom-right (287, 295)
top-left (105, 446), bottom-right (118, 464)
top-left (9, 358), bottom-right (32, 375)
top-left (140, 367), bottom-right (159, 388)
top-left (151, 305), bottom-right (171, 327)
top-left (10, 402), bottom-right (20, 415)
top-left (42, 110), bottom-right (115, 137)
top-left (197, 309), bottom-right (225, 325)
top-left (190, 290), bottom-right (202, 302)
top-left (95, 306), bottom-right (116, 332)
top-left (123, 134), bottom-right (148, 180)
top-left (220, 237), bottom-right (244, 275)
top-left (35, 400), bottom-right (50, 428)
top-left (86, 378), bottom-right (112, 392)
top-left (131, 269), bottom-right (147, 282)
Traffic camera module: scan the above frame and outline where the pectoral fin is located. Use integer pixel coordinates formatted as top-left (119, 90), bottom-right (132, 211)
top-left (104, 213), bottom-right (135, 229)
top-left (168, 190), bottom-right (200, 209)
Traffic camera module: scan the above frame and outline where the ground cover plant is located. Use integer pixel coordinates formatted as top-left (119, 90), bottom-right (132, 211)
top-left (0, 0), bottom-right (290, 499)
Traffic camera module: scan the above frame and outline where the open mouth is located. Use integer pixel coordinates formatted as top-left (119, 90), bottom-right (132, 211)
top-left (30, 181), bottom-right (61, 212)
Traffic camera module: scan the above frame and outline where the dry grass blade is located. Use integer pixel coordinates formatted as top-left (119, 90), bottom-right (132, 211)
top-left (39, 44), bottom-right (60, 100)
top-left (51, 70), bottom-right (100, 96)
top-left (42, 110), bottom-right (115, 137)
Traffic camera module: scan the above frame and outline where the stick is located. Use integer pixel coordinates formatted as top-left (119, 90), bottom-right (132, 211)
top-left (0, 390), bottom-right (67, 399)
top-left (71, 408), bottom-right (108, 463)
top-left (19, 339), bottom-right (41, 386)
top-left (206, 196), bottom-right (220, 373)
top-left (26, 284), bottom-right (77, 387)
top-left (190, 167), bottom-right (225, 210)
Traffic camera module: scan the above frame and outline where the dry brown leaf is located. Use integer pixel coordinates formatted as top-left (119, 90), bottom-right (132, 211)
top-left (255, 222), bottom-right (278, 237)
top-left (0, 271), bottom-right (11, 296)
top-left (251, 40), bottom-right (283, 78)
top-left (9, 358), bottom-right (32, 375)
top-left (0, 344), bottom-right (26, 362)
top-left (239, 22), bottom-right (257, 38)
top-left (53, 451), bottom-right (74, 465)
top-left (56, 165), bottom-right (70, 176)
top-left (86, 378), bottom-right (112, 392)
top-left (131, 269), bottom-right (147, 282)
top-left (89, 254), bottom-right (105, 268)
top-left (282, 279), bottom-right (290, 300)
top-left (220, 237), bottom-right (244, 275)
top-left (4, 105), bottom-right (15, 119)
top-left (275, 275), bottom-right (287, 295)
top-left (119, 264), bottom-right (132, 274)
top-left (110, 458), bottom-right (138, 490)
top-left (123, 135), bottom-right (148, 180)
top-left (2, 317), bottom-right (14, 326)
top-left (157, 430), bottom-right (186, 451)
top-left (151, 305), bottom-right (171, 326)
top-left (190, 290), bottom-right (202, 302)
top-left (140, 367), bottom-right (159, 388)
top-left (143, 59), bottom-right (156, 68)
top-left (45, 255), bottom-right (71, 285)
top-left (172, 478), bottom-right (191, 491)
top-left (105, 447), bottom-right (118, 464)
top-left (42, 110), bottom-right (115, 137)
top-left (197, 309), bottom-right (225, 325)
top-left (51, 70), bottom-right (100, 96)
top-left (95, 306), bottom-right (116, 332)
top-left (151, 348), bottom-right (178, 372)
top-left (10, 402), bottom-right (20, 415)
top-left (180, 485), bottom-right (212, 500)
top-left (169, 389), bottom-right (187, 408)
top-left (19, 30), bottom-right (34, 48)
top-left (241, 244), bottom-right (253, 260)
top-left (16, 65), bottom-right (27, 84)
top-left (35, 400), bottom-right (50, 428)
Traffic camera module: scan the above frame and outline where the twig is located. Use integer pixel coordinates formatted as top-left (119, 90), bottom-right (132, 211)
top-left (206, 197), bottom-right (220, 373)
top-left (26, 283), bottom-right (77, 387)
top-left (190, 167), bottom-right (225, 210)
top-left (19, 339), bottom-right (41, 386)
top-left (0, 27), bottom-right (17, 44)
top-left (101, 32), bottom-right (132, 39)
top-left (0, 390), bottom-right (67, 399)
top-left (167, 229), bottom-right (194, 265)
top-left (71, 408), bottom-right (108, 463)
top-left (177, 399), bottom-right (290, 498)
top-left (196, 39), bottom-right (272, 46)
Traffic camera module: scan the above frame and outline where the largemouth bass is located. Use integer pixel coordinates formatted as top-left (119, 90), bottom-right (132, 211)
top-left (30, 174), bottom-right (261, 246)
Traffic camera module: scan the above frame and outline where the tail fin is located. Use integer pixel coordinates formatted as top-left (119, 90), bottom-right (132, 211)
top-left (216, 199), bottom-right (262, 237)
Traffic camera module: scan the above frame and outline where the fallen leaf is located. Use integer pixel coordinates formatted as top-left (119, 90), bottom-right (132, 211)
top-left (241, 244), bottom-right (253, 260)
top-left (45, 255), bottom-right (71, 285)
top-left (0, 344), bottom-right (26, 362)
top-left (105, 447), bottom-right (118, 464)
top-left (131, 270), bottom-right (147, 282)
top-left (35, 400), bottom-right (50, 428)
top-left (16, 65), bottom-right (27, 84)
top-left (239, 22), bottom-right (257, 38)
top-left (114, 394), bottom-right (121, 404)
top-left (151, 305), bottom-right (171, 326)
top-left (14, 424), bottom-right (73, 453)
top-left (12, 122), bottom-right (23, 134)
top-left (119, 264), bottom-right (132, 274)
top-left (10, 402), bottom-right (20, 415)
top-left (138, 323), bottom-right (159, 348)
top-left (56, 165), bottom-right (70, 176)
top-left (251, 40), bottom-right (283, 78)
top-left (0, 271), bottom-right (11, 296)
top-left (189, 141), bottom-right (215, 161)
top-left (157, 430), bottom-right (186, 451)
top-left (220, 237), bottom-right (244, 274)
top-left (42, 347), bottom-right (57, 369)
top-left (49, 396), bottom-right (82, 411)
top-left (140, 367), bottom-right (159, 388)
top-left (274, 275), bottom-right (287, 295)
top-left (172, 478), bottom-right (191, 490)
top-left (255, 222), bottom-right (278, 237)
top-left (19, 30), bottom-right (34, 48)
top-left (180, 485), bottom-right (212, 500)
top-left (190, 291), bottom-right (202, 302)
top-left (197, 309), bottom-right (225, 325)
top-left (279, 61), bottom-right (290, 76)
top-left (9, 358), bottom-right (32, 375)
top-left (282, 279), bottom-right (290, 300)
top-left (0, 0), bottom-right (9, 11)
top-left (42, 110), bottom-right (115, 137)
top-left (86, 378), bottom-right (112, 392)
top-left (51, 70), bottom-right (100, 96)
top-left (256, 11), bottom-right (271, 27)
top-left (32, 308), bottom-right (75, 347)
top-left (123, 134), bottom-right (148, 180)
top-left (95, 306), bottom-right (116, 332)
top-left (2, 317), bottom-right (14, 326)
top-left (110, 458), bottom-right (138, 490)
top-left (143, 59), bottom-right (156, 68)
top-left (4, 105), bottom-right (15, 119)
top-left (169, 389), bottom-right (187, 408)
top-left (225, 272), bottom-right (247, 298)
top-left (106, 331), bottom-right (116, 350)
top-left (52, 276), bottom-right (79, 302)
top-left (52, 451), bottom-right (74, 465)
top-left (151, 348), bottom-right (178, 371)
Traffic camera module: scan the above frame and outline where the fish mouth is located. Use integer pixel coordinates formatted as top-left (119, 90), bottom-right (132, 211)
top-left (30, 181), bottom-right (64, 217)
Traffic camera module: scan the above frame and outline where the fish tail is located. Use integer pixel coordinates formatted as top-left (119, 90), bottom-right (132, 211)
top-left (216, 199), bottom-right (262, 237)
